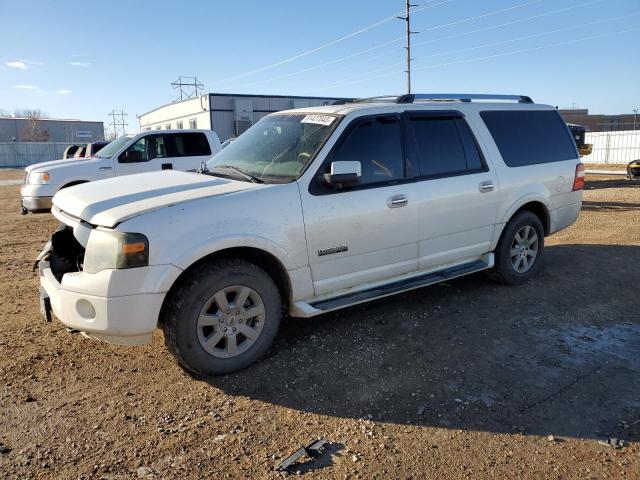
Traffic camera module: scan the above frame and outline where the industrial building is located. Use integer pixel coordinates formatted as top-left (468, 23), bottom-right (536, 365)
top-left (0, 117), bottom-right (104, 142)
top-left (558, 109), bottom-right (639, 132)
top-left (138, 93), bottom-right (348, 141)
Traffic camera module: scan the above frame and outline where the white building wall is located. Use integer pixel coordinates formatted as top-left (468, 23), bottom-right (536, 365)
top-left (139, 93), bottom-right (346, 142)
top-left (138, 96), bottom-right (212, 132)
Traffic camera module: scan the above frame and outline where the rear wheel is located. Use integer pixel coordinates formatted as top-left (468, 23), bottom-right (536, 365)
top-left (488, 211), bottom-right (544, 285)
top-left (162, 258), bottom-right (281, 375)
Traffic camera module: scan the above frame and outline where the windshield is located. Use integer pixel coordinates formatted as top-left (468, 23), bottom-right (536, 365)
top-left (205, 113), bottom-right (340, 182)
top-left (95, 134), bottom-right (135, 158)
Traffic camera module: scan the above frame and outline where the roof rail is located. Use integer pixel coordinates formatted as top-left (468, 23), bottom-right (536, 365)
top-left (396, 93), bottom-right (534, 104)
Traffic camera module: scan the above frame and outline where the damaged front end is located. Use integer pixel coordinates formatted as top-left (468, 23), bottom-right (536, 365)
top-left (35, 225), bottom-right (86, 281)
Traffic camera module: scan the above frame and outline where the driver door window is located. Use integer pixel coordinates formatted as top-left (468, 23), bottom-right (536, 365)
top-left (333, 115), bottom-right (404, 185)
top-left (119, 135), bottom-right (166, 163)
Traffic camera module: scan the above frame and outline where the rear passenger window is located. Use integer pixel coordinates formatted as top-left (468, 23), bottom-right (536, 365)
top-left (333, 115), bottom-right (404, 185)
top-left (480, 110), bottom-right (577, 167)
top-left (166, 133), bottom-right (211, 157)
top-left (409, 116), bottom-right (484, 176)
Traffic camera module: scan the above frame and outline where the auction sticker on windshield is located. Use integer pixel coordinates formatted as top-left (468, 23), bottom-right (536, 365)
top-left (301, 115), bottom-right (335, 126)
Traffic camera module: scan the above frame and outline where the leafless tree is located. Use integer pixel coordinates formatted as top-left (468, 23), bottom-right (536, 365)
top-left (19, 110), bottom-right (50, 141)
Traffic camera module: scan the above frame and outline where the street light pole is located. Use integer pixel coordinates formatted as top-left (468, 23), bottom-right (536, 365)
top-left (633, 109), bottom-right (638, 130)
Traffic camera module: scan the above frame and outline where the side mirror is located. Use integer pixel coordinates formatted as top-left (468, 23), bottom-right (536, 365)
top-left (322, 161), bottom-right (361, 188)
top-left (119, 150), bottom-right (143, 163)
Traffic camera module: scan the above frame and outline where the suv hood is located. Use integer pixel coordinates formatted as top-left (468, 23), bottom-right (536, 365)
top-left (53, 170), bottom-right (263, 228)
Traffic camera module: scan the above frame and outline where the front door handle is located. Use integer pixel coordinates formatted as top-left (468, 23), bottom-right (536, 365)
top-left (479, 181), bottom-right (495, 193)
top-left (387, 194), bottom-right (408, 208)
top-left (161, 163), bottom-right (173, 170)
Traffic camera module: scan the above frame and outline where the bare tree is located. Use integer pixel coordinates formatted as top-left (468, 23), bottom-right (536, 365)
top-left (0, 108), bottom-right (11, 117)
top-left (19, 110), bottom-right (50, 141)
top-left (14, 109), bottom-right (48, 119)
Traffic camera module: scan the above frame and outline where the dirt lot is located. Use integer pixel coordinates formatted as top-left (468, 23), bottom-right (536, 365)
top-left (1, 170), bottom-right (639, 479)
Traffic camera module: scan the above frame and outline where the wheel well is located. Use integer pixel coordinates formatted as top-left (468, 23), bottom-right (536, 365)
top-left (60, 180), bottom-right (89, 189)
top-left (514, 201), bottom-right (550, 235)
top-left (160, 247), bottom-right (291, 324)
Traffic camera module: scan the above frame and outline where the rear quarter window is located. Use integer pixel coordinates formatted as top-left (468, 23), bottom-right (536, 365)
top-left (480, 110), bottom-right (577, 167)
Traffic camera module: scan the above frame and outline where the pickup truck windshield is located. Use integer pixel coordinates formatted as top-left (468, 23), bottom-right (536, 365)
top-left (94, 134), bottom-right (135, 158)
top-left (205, 113), bottom-right (340, 183)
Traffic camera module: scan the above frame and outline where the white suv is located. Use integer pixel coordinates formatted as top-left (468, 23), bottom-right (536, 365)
top-left (21, 129), bottom-right (221, 213)
top-left (36, 94), bottom-right (584, 375)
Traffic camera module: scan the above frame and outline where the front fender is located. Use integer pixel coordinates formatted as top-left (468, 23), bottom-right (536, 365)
top-left (170, 234), bottom-right (297, 272)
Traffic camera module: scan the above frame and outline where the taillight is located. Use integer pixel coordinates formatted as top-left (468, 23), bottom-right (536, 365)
top-left (572, 163), bottom-right (585, 191)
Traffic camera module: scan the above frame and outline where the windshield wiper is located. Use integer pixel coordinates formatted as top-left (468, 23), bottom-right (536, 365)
top-left (210, 165), bottom-right (263, 183)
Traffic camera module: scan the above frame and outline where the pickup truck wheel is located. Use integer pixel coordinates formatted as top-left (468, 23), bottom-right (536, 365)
top-left (162, 258), bottom-right (281, 376)
top-left (488, 211), bottom-right (544, 285)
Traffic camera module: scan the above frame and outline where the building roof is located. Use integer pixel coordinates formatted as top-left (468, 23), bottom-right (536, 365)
top-left (0, 116), bottom-right (102, 123)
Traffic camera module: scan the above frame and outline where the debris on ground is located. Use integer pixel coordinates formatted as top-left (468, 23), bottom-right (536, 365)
top-left (598, 437), bottom-right (626, 449)
top-left (275, 438), bottom-right (327, 473)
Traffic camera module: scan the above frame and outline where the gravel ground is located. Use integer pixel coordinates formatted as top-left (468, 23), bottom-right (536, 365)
top-left (0, 171), bottom-right (639, 479)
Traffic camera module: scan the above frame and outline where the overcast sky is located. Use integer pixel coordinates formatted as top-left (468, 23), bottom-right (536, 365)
top-left (1, 0), bottom-right (638, 131)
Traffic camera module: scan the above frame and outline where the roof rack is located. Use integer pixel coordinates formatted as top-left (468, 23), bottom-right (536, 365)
top-left (351, 93), bottom-right (534, 104)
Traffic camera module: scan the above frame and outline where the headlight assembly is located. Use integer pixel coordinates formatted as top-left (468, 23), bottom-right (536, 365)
top-left (30, 171), bottom-right (50, 184)
top-left (83, 229), bottom-right (149, 274)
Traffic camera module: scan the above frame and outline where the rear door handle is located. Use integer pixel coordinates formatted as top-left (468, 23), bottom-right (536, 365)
top-left (387, 194), bottom-right (408, 208)
top-left (161, 163), bottom-right (173, 170)
top-left (98, 166), bottom-right (112, 171)
top-left (479, 181), bottom-right (495, 193)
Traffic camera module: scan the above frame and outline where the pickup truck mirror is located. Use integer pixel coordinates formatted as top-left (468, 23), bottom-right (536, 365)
top-left (119, 150), bottom-right (143, 163)
top-left (322, 161), bottom-right (361, 188)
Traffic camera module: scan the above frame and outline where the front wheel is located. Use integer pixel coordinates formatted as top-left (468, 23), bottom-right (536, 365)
top-left (488, 211), bottom-right (544, 285)
top-left (162, 258), bottom-right (281, 375)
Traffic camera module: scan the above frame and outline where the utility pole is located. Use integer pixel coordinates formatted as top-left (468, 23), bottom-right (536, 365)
top-left (398, 1), bottom-right (418, 94)
top-left (633, 109), bottom-right (638, 130)
top-left (108, 109), bottom-right (128, 138)
top-left (171, 76), bottom-right (204, 101)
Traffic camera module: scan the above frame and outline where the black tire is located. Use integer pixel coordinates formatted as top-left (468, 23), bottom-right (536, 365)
top-left (162, 258), bottom-right (281, 376)
top-left (488, 210), bottom-right (544, 285)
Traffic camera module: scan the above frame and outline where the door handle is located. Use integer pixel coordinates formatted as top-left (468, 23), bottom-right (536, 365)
top-left (479, 181), bottom-right (495, 193)
top-left (98, 166), bottom-right (112, 171)
top-left (387, 194), bottom-right (408, 208)
top-left (161, 163), bottom-right (173, 170)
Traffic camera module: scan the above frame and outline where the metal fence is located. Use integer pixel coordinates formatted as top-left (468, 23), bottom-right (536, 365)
top-left (0, 142), bottom-right (69, 167)
top-left (582, 130), bottom-right (640, 164)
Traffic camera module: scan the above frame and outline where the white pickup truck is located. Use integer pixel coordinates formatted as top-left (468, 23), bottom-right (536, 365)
top-left (35, 93), bottom-right (584, 375)
top-left (21, 129), bottom-right (221, 213)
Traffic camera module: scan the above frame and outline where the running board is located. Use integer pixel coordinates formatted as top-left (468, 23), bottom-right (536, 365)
top-left (291, 257), bottom-right (491, 317)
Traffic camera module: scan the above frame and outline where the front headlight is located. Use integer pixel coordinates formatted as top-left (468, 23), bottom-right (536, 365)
top-left (83, 229), bottom-right (149, 274)
top-left (29, 171), bottom-right (50, 184)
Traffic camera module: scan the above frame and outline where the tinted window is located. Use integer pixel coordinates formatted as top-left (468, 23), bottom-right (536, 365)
top-left (481, 110), bottom-right (577, 167)
top-left (120, 135), bottom-right (166, 162)
top-left (333, 115), bottom-right (403, 185)
top-left (166, 133), bottom-right (211, 157)
top-left (410, 117), bottom-right (466, 176)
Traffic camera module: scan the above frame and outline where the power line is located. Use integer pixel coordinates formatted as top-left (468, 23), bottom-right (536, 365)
top-left (211, 0), bottom-right (454, 86)
top-left (411, 0), bottom-right (607, 50)
top-left (231, 0), bottom-right (606, 92)
top-left (316, 28), bottom-right (637, 92)
top-left (232, 37), bottom-right (404, 90)
top-left (412, 11), bottom-right (640, 62)
top-left (317, 1), bottom-right (625, 91)
top-left (418, 0), bottom-right (544, 34)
